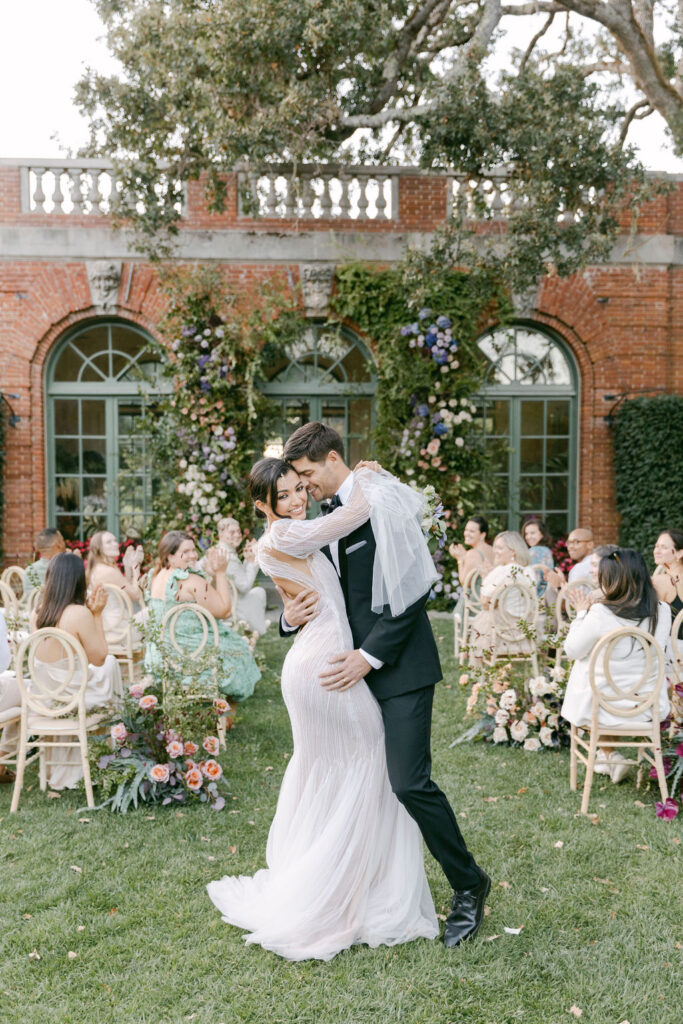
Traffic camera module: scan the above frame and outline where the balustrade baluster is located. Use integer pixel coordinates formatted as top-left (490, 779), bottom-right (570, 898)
top-left (375, 176), bottom-right (388, 220)
top-left (69, 169), bottom-right (84, 214)
top-left (265, 174), bottom-right (278, 216)
top-left (301, 176), bottom-right (314, 218)
top-left (283, 175), bottom-right (296, 218)
top-left (32, 168), bottom-right (46, 212)
top-left (356, 175), bottom-right (369, 220)
top-left (319, 176), bottom-right (332, 218)
top-left (50, 168), bottom-right (65, 214)
top-left (338, 173), bottom-right (351, 218)
top-left (87, 170), bottom-right (101, 213)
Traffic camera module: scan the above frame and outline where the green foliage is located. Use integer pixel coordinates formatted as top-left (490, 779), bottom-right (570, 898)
top-left (132, 265), bottom-right (305, 543)
top-left (333, 257), bottom-right (510, 606)
top-left (613, 395), bottom-right (683, 554)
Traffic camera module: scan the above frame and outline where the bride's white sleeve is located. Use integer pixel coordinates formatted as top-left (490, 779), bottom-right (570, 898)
top-left (267, 480), bottom-right (371, 558)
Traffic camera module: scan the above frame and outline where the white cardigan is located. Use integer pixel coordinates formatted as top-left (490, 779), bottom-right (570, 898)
top-left (561, 602), bottom-right (671, 727)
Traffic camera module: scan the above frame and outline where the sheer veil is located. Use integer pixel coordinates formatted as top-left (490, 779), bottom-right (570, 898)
top-left (355, 470), bottom-right (437, 615)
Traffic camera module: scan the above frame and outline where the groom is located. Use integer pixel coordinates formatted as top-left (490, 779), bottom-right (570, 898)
top-left (279, 421), bottom-right (490, 947)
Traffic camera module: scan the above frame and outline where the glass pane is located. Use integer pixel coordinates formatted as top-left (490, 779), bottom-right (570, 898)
top-left (118, 403), bottom-right (141, 436)
top-left (486, 475), bottom-right (510, 510)
top-left (80, 361), bottom-right (107, 383)
top-left (546, 437), bottom-right (569, 473)
top-left (485, 438), bottom-right (509, 473)
top-left (321, 403), bottom-right (347, 447)
top-left (119, 438), bottom-right (144, 471)
top-left (547, 345), bottom-right (572, 385)
top-left (119, 476), bottom-right (143, 512)
top-left (82, 439), bottom-right (107, 474)
top-left (520, 476), bottom-right (543, 507)
top-left (284, 400), bottom-right (310, 432)
top-left (485, 400), bottom-right (509, 436)
top-left (56, 514), bottom-right (79, 541)
top-left (521, 401), bottom-right (544, 435)
top-left (110, 326), bottom-right (147, 378)
top-left (339, 344), bottom-right (373, 383)
top-left (546, 475), bottom-right (569, 508)
top-left (54, 398), bottom-right (79, 435)
top-left (55, 477), bottom-right (80, 513)
top-left (55, 438), bottom-right (79, 474)
top-left (82, 400), bottom-right (106, 435)
top-left (547, 400), bottom-right (570, 435)
top-left (348, 398), bottom-right (372, 466)
top-left (546, 512), bottom-right (568, 539)
top-left (520, 438), bottom-right (544, 473)
top-left (69, 327), bottom-right (110, 361)
top-left (83, 516), bottom-right (107, 539)
top-left (53, 344), bottom-right (84, 383)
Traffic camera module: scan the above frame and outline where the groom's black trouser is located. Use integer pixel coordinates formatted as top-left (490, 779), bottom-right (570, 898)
top-left (376, 685), bottom-right (482, 892)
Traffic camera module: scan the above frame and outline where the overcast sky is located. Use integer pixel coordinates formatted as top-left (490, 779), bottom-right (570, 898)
top-left (1, 0), bottom-right (681, 172)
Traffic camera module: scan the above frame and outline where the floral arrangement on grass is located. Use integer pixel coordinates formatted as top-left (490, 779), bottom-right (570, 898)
top-left (91, 674), bottom-right (231, 813)
top-left (456, 656), bottom-right (569, 751)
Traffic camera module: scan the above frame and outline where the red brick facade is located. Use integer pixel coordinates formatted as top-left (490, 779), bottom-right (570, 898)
top-left (1, 162), bottom-right (682, 563)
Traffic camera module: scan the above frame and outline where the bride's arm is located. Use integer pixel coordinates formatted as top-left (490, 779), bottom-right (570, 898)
top-left (267, 476), bottom-right (371, 558)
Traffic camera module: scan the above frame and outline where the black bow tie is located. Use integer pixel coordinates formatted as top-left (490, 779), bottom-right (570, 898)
top-left (322, 494), bottom-right (342, 515)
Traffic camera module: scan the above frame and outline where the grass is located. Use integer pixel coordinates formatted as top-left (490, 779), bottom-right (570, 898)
top-left (1, 621), bottom-right (681, 1024)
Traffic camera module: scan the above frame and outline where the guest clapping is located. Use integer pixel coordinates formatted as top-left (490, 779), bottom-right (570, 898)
top-left (87, 531), bottom-right (143, 603)
top-left (448, 515), bottom-right (493, 583)
top-left (651, 529), bottom-right (683, 629)
top-left (210, 517), bottom-right (268, 634)
top-left (521, 517), bottom-right (554, 596)
top-left (561, 549), bottom-right (671, 782)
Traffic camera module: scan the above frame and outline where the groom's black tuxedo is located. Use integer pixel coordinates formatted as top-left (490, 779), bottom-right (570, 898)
top-left (320, 516), bottom-right (442, 701)
top-left (279, 493), bottom-right (483, 894)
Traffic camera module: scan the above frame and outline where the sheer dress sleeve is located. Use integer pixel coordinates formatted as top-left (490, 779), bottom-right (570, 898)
top-left (266, 479), bottom-right (371, 559)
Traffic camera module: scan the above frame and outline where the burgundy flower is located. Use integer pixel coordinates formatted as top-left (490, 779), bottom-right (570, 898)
top-left (655, 798), bottom-right (679, 820)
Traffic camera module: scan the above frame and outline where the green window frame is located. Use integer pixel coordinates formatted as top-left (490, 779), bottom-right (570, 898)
top-left (45, 320), bottom-right (169, 541)
top-left (476, 324), bottom-right (579, 538)
top-left (259, 323), bottom-right (377, 466)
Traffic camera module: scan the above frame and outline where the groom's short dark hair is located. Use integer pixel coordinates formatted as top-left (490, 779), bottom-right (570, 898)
top-left (284, 421), bottom-right (345, 464)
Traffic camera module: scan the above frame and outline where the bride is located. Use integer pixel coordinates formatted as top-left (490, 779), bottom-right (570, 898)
top-left (207, 457), bottom-right (439, 961)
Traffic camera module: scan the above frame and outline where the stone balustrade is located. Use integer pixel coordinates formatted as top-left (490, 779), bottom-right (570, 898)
top-left (236, 166), bottom-right (400, 220)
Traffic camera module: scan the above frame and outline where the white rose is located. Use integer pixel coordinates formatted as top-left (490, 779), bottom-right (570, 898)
top-left (530, 701), bottom-right (548, 720)
top-left (499, 688), bottom-right (517, 711)
top-left (509, 719), bottom-right (529, 742)
top-left (547, 714), bottom-right (559, 729)
top-left (530, 676), bottom-right (551, 698)
top-left (198, 497), bottom-right (208, 508)
top-left (539, 726), bottom-right (555, 747)
top-left (179, 458), bottom-right (188, 469)
top-left (492, 726), bottom-right (508, 744)
top-left (495, 708), bottom-right (510, 726)
top-left (551, 664), bottom-right (565, 681)
top-left (524, 737), bottom-right (542, 752)
top-left (455, 437), bottom-right (465, 448)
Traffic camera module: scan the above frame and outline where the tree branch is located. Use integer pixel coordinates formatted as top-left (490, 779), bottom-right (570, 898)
top-left (519, 11), bottom-right (555, 72)
top-left (443, 0), bottom-right (502, 83)
top-left (619, 98), bottom-right (653, 144)
top-left (581, 60), bottom-right (631, 77)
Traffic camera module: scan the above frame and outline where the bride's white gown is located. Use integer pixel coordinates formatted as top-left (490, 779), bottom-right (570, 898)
top-left (207, 480), bottom-right (438, 961)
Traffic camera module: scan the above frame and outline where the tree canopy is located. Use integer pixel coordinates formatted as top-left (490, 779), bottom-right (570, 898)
top-left (76, 0), bottom-right (677, 281)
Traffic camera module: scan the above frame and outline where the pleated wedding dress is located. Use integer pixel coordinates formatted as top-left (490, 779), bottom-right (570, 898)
top-left (207, 482), bottom-right (438, 961)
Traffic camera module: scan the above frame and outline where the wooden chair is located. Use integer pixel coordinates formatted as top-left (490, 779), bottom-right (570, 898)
top-left (25, 586), bottom-right (43, 620)
top-left (1, 566), bottom-right (27, 606)
top-left (671, 606), bottom-right (683, 686)
top-left (487, 579), bottom-right (540, 677)
top-left (159, 603), bottom-right (227, 747)
top-left (0, 579), bottom-right (18, 619)
top-left (570, 625), bottom-right (668, 815)
top-left (454, 567), bottom-right (484, 661)
top-left (101, 583), bottom-right (142, 683)
top-left (10, 628), bottom-right (108, 812)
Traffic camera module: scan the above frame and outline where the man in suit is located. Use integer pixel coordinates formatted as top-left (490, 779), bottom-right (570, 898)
top-left (280, 421), bottom-right (489, 947)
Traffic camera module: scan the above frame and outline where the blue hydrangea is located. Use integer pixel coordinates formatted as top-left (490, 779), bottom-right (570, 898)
top-left (434, 422), bottom-right (449, 437)
top-left (416, 403), bottom-right (430, 417)
top-left (418, 307), bottom-right (432, 320)
top-left (436, 315), bottom-right (451, 329)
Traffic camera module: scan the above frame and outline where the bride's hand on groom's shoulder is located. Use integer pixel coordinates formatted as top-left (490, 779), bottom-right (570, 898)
top-left (353, 459), bottom-right (382, 474)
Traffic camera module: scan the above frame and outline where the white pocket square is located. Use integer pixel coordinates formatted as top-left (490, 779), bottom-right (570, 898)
top-left (346, 540), bottom-right (367, 554)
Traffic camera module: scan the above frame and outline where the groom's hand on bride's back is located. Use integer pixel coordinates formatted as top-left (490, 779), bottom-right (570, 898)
top-left (279, 586), bottom-right (319, 629)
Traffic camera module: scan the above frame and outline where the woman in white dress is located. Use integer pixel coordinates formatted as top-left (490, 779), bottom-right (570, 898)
top-left (208, 517), bottom-right (268, 634)
top-left (561, 548), bottom-right (671, 781)
top-left (207, 458), bottom-right (438, 961)
top-left (30, 553), bottom-right (122, 789)
top-left (468, 531), bottom-right (537, 665)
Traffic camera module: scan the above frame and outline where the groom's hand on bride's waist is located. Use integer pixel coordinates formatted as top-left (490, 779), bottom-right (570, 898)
top-left (320, 650), bottom-right (372, 691)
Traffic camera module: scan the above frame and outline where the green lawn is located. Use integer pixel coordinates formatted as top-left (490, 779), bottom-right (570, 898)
top-left (1, 621), bottom-right (681, 1024)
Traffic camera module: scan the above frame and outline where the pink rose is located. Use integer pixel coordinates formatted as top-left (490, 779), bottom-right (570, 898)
top-left (183, 741), bottom-right (199, 757)
top-left (129, 683), bottom-right (145, 699)
top-left (184, 767), bottom-right (203, 791)
top-left (166, 740), bottom-right (184, 759)
top-left (213, 698), bottom-right (230, 715)
top-left (149, 763), bottom-right (170, 784)
top-left (202, 759), bottom-right (223, 781)
top-left (139, 694), bottom-right (158, 712)
top-left (110, 722), bottom-right (127, 746)
top-left (426, 439), bottom-right (440, 456)
top-left (203, 736), bottom-right (220, 756)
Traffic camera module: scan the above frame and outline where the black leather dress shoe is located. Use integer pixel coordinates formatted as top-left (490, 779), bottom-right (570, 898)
top-left (443, 871), bottom-right (491, 948)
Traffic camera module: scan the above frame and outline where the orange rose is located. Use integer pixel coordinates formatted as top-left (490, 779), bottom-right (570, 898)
top-left (203, 736), bottom-right (220, 756)
top-left (184, 767), bottom-right (203, 791)
top-left (202, 759), bottom-right (223, 781)
top-left (149, 763), bottom-right (170, 784)
top-left (213, 699), bottom-right (230, 715)
top-left (183, 741), bottom-right (199, 757)
top-left (139, 694), bottom-right (158, 712)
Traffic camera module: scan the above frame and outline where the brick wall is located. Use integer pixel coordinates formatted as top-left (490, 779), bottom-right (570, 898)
top-left (1, 166), bottom-right (682, 563)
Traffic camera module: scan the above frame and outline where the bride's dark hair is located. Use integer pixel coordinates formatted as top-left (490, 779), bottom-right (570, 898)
top-left (250, 458), bottom-right (297, 519)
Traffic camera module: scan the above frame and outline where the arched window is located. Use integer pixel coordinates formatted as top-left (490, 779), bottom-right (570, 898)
top-left (46, 320), bottom-right (167, 540)
top-left (260, 323), bottom-right (377, 465)
top-left (476, 325), bottom-right (579, 538)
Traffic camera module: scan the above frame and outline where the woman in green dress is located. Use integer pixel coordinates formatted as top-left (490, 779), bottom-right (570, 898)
top-left (144, 530), bottom-right (260, 700)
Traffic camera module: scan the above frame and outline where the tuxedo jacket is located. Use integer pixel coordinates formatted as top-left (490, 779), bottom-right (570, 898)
top-left (280, 513), bottom-right (442, 701)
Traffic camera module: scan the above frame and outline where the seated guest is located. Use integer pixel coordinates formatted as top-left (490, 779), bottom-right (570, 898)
top-left (25, 528), bottom-right (66, 591)
top-left (586, 544), bottom-right (619, 604)
top-left (29, 553), bottom-right (123, 790)
top-left (468, 531), bottom-right (537, 665)
top-left (561, 549), bottom-right (671, 783)
top-left (145, 530), bottom-right (260, 700)
top-left (207, 517), bottom-right (268, 634)
top-left (449, 515), bottom-right (494, 585)
top-left (522, 517), bottom-right (554, 596)
top-left (87, 531), bottom-right (144, 604)
top-left (651, 529), bottom-right (683, 631)
top-left (544, 527), bottom-right (595, 593)
top-left (0, 609), bottom-right (20, 783)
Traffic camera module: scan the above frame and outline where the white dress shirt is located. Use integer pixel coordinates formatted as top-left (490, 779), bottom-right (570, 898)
top-left (568, 553), bottom-right (593, 583)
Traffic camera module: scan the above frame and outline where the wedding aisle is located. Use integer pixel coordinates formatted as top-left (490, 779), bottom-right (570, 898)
top-left (0, 622), bottom-right (679, 1024)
